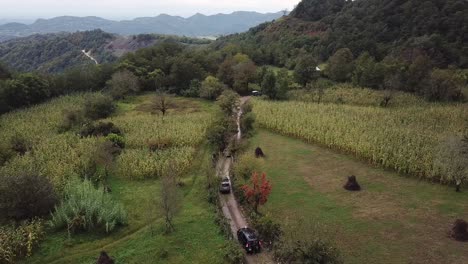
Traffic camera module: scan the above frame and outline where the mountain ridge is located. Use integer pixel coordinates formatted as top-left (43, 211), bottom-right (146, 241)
top-left (0, 11), bottom-right (285, 39)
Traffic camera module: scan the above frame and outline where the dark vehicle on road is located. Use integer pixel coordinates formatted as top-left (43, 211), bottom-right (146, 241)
top-left (219, 177), bottom-right (231, 194)
top-left (237, 227), bottom-right (261, 254)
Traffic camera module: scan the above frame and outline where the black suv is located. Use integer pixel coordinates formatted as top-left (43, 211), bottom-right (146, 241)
top-left (219, 177), bottom-right (231, 194)
top-left (237, 227), bottom-right (261, 254)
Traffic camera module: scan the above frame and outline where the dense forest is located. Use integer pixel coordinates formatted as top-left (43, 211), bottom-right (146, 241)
top-left (218, 0), bottom-right (467, 67)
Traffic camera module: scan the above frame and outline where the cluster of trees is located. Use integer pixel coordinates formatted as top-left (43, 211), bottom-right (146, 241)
top-left (325, 48), bottom-right (466, 101)
top-left (0, 64), bottom-right (113, 114)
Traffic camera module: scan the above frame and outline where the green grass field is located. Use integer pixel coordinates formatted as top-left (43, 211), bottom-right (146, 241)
top-left (246, 129), bottom-right (468, 264)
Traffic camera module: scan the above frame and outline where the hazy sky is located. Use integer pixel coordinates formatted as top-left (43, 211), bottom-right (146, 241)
top-left (0, 0), bottom-right (301, 20)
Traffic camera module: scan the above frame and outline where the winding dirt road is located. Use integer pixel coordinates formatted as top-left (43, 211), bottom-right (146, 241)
top-left (81, 49), bottom-right (99, 64)
top-left (216, 97), bottom-right (273, 264)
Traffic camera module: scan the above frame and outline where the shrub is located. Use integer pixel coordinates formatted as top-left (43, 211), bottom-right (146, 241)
top-left (274, 238), bottom-right (342, 264)
top-left (222, 240), bottom-right (244, 264)
top-left (58, 109), bottom-right (84, 132)
top-left (233, 153), bottom-right (263, 180)
top-left (0, 219), bottom-right (45, 263)
top-left (49, 179), bottom-right (127, 235)
top-left (97, 251), bottom-right (115, 264)
top-left (147, 138), bottom-right (173, 152)
top-left (9, 134), bottom-right (31, 155)
top-left (80, 122), bottom-right (122, 138)
top-left (252, 215), bottom-right (282, 249)
top-left (84, 94), bottom-right (116, 120)
top-left (0, 174), bottom-right (57, 221)
top-left (240, 112), bottom-right (256, 137)
top-left (106, 133), bottom-right (125, 149)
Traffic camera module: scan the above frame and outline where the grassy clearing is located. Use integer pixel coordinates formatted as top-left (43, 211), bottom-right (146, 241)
top-left (252, 98), bottom-right (467, 181)
top-left (246, 129), bottom-right (468, 264)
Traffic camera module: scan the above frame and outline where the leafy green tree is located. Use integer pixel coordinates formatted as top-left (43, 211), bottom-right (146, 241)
top-left (182, 79), bottom-right (201, 97)
top-left (327, 48), bottom-right (354, 82)
top-left (352, 52), bottom-right (385, 89)
top-left (2, 73), bottom-right (51, 110)
top-left (200, 76), bottom-right (225, 100)
top-left (217, 89), bottom-right (240, 116)
top-left (233, 60), bottom-right (257, 95)
top-left (424, 69), bottom-right (464, 101)
top-left (261, 70), bottom-right (277, 99)
top-left (84, 94), bottom-right (116, 120)
top-left (275, 69), bottom-right (290, 100)
top-left (106, 70), bottom-right (140, 99)
top-left (149, 69), bottom-right (166, 90)
top-left (294, 55), bottom-right (319, 85)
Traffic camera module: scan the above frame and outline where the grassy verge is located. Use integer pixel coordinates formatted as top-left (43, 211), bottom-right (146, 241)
top-left (245, 129), bottom-right (468, 264)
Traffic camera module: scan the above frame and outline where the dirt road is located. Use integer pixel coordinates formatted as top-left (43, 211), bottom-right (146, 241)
top-left (216, 96), bottom-right (273, 264)
top-left (81, 49), bottom-right (99, 64)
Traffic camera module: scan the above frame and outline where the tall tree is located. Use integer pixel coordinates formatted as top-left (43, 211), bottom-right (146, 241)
top-left (261, 70), bottom-right (277, 99)
top-left (327, 48), bottom-right (354, 82)
top-left (200, 76), bottom-right (225, 100)
top-left (242, 172), bottom-right (272, 214)
top-left (159, 165), bottom-right (182, 233)
top-left (106, 70), bottom-right (140, 99)
top-left (294, 55), bottom-right (319, 85)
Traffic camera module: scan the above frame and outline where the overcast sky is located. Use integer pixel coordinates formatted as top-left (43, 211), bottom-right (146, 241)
top-left (0, 0), bottom-right (301, 20)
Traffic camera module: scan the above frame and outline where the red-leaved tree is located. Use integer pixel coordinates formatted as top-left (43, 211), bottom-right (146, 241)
top-left (242, 172), bottom-right (272, 214)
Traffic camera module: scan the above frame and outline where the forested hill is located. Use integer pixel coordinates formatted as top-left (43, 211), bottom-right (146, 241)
top-left (0, 30), bottom-right (211, 73)
top-left (217, 0), bottom-right (468, 68)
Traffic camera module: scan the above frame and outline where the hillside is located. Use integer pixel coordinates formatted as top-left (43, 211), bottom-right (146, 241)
top-left (0, 11), bottom-right (284, 40)
top-left (0, 30), bottom-right (211, 72)
top-left (217, 0), bottom-right (468, 68)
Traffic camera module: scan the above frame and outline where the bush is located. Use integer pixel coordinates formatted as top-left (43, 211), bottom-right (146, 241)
top-left (147, 138), bottom-right (174, 151)
top-left (84, 94), bottom-right (116, 120)
top-left (58, 109), bottom-right (84, 132)
top-left (252, 215), bottom-right (282, 249)
top-left (274, 237), bottom-right (342, 264)
top-left (80, 122), bottom-right (122, 137)
top-left (240, 112), bottom-right (256, 137)
top-left (0, 174), bottom-right (57, 221)
top-left (233, 153), bottom-right (263, 180)
top-left (9, 134), bottom-right (31, 155)
top-left (49, 179), bottom-right (127, 235)
top-left (106, 133), bottom-right (125, 149)
top-left (0, 219), bottom-right (45, 263)
top-left (222, 240), bottom-right (244, 264)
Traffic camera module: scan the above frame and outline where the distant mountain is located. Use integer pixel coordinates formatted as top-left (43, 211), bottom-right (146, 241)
top-left (0, 11), bottom-right (285, 40)
top-left (0, 30), bottom-right (211, 72)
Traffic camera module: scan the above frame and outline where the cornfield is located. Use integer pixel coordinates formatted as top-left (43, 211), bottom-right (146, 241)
top-left (288, 84), bottom-right (426, 107)
top-left (0, 93), bottom-right (215, 188)
top-left (253, 99), bottom-right (467, 181)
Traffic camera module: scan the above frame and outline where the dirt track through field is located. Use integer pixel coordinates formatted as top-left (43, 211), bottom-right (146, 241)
top-left (216, 97), bottom-right (273, 264)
